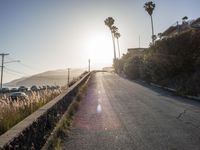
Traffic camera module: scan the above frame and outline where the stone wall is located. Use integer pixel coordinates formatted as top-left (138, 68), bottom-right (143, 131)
top-left (0, 73), bottom-right (90, 150)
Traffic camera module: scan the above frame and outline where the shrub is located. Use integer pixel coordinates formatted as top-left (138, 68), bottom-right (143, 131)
top-left (123, 56), bottom-right (142, 79)
top-left (114, 29), bottom-right (200, 96)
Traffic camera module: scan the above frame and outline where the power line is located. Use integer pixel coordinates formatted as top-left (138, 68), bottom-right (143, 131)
top-left (4, 67), bottom-right (30, 76)
top-left (7, 56), bottom-right (38, 72)
top-left (4, 69), bottom-right (23, 76)
top-left (18, 62), bottom-right (38, 72)
top-left (5, 60), bottom-right (20, 64)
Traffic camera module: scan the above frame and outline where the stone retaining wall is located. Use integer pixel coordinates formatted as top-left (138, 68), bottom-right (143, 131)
top-left (0, 73), bottom-right (90, 150)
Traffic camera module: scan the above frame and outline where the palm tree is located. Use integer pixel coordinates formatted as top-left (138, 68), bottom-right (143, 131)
top-left (104, 17), bottom-right (117, 60)
top-left (182, 16), bottom-right (188, 24)
top-left (114, 32), bottom-right (121, 58)
top-left (111, 26), bottom-right (118, 33)
top-left (144, 1), bottom-right (156, 45)
top-left (111, 26), bottom-right (119, 59)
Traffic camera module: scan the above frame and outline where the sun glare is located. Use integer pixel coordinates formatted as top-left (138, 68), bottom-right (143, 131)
top-left (86, 32), bottom-right (113, 66)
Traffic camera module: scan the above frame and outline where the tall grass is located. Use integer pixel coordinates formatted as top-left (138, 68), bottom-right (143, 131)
top-left (0, 71), bottom-right (88, 136)
top-left (0, 89), bottom-right (62, 135)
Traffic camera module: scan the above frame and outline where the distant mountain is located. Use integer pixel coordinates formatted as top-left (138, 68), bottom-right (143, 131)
top-left (4, 68), bottom-right (86, 87)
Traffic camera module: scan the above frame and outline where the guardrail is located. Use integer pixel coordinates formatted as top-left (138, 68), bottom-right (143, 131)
top-left (0, 72), bottom-right (90, 150)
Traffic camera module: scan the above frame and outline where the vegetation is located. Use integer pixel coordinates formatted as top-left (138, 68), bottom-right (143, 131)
top-left (114, 32), bottom-right (121, 58)
top-left (144, 1), bottom-right (156, 44)
top-left (104, 17), bottom-right (117, 60)
top-left (104, 17), bottom-right (122, 60)
top-left (114, 29), bottom-right (200, 96)
top-left (0, 71), bottom-right (88, 135)
top-left (0, 89), bottom-right (62, 135)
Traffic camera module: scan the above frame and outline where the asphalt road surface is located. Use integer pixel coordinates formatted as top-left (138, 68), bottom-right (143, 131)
top-left (61, 72), bottom-right (200, 150)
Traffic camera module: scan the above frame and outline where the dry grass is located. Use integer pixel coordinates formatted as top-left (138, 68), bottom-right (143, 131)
top-left (0, 89), bottom-right (62, 135)
top-left (0, 72), bottom-right (89, 136)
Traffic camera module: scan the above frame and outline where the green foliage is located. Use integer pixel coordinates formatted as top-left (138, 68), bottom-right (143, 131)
top-left (123, 56), bottom-right (142, 79)
top-left (144, 1), bottom-right (155, 16)
top-left (114, 29), bottom-right (200, 96)
top-left (113, 59), bottom-right (124, 74)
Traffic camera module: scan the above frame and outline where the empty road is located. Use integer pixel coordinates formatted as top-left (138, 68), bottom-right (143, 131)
top-left (61, 72), bottom-right (200, 150)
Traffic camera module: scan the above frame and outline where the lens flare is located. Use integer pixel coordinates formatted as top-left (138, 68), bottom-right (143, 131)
top-left (97, 104), bottom-right (102, 113)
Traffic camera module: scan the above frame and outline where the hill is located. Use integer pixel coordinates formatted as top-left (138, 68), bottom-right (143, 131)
top-left (4, 69), bottom-right (86, 87)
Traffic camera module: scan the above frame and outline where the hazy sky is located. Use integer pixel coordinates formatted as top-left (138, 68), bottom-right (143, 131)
top-left (0, 0), bottom-right (199, 83)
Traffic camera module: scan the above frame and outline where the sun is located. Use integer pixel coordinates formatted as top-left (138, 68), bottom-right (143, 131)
top-left (86, 31), bottom-right (113, 67)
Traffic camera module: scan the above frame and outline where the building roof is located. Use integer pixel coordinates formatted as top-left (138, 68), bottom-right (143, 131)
top-left (127, 48), bottom-right (146, 52)
top-left (190, 17), bottom-right (200, 29)
top-left (162, 17), bottom-right (200, 37)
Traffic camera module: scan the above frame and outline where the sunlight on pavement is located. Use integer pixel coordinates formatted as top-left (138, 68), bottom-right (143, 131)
top-left (97, 104), bottom-right (102, 113)
top-left (73, 73), bottom-right (121, 131)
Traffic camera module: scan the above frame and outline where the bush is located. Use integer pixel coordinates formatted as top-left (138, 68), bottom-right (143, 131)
top-left (114, 29), bottom-right (200, 96)
top-left (123, 56), bottom-right (142, 79)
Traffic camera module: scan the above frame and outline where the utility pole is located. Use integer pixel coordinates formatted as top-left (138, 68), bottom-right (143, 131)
top-left (139, 36), bottom-right (141, 48)
top-left (88, 59), bottom-right (91, 72)
top-left (67, 68), bottom-right (70, 87)
top-left (0, 53), bottom-right (9, 88)
top-left (177, 21), bottom-right (180, 34)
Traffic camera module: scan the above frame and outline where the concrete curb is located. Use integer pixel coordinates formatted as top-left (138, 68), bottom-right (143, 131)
top-left (139, 80), bottom-right (200, 101)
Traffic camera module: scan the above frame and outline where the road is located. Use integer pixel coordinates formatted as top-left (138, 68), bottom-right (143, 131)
top-left (61, 72), bottom-right (200, 150)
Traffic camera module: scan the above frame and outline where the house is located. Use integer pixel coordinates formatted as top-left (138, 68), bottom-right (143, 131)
top-left (161, 17), bottom-right (200, 37)
top-left (127, 48), bottom-right (146, 56)
top-left (190, 17), bottom-right (200, 29)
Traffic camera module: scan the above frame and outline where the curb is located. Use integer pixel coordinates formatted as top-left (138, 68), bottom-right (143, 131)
top-left (138, 80), bottom-right (200, 101)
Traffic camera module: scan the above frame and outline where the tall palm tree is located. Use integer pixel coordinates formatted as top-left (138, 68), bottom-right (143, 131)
top-left (182, 16), bottom-right (188, 23)
top-left (104, 17), bottom-right (117, 60)
top-left (144, 1), bottom-right (156, 45)
top-left (114, 32), bottom-right (121, 58)
top-left (111, 26), bottom-right (118, 59)
top-left (111, 26), bottom-right (118, 34)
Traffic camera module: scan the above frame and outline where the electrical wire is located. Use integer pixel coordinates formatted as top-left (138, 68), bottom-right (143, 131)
top-left (6, 56), bottom-right (39, 72)
top-left (4, 67), bottom-right (30, 76)
top-left (4, 69), bottom-right (23, 76)
top-left (18, 62), bottom-right (38, 72)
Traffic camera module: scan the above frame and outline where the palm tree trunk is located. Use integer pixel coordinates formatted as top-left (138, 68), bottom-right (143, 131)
top-left (117, 38), bottom-right (121, 58)
top-left (150, 15), bottom-right (155, 45)
top-left (111, 32), bottom-right (116, 60)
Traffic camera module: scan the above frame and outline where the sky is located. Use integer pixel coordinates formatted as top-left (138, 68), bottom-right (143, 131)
top-left (0, 0), bottom-right (199, 83)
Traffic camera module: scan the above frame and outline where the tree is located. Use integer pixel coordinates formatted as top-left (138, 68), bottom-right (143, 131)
top-left (182, 16), bottom-right (188, 21)
top-left (182, 16), bottom-right (188, 24)
top-left (111, 26), bottom-right (119, 59)
top-left (114, 32), bottom-right (121, 58)
top-left (104, 17), bottom-right (117, 60)
top-left (123, 56), bottom-right (141, 80)
top-left (111, 25), bottom-right (118, 60)
top-left (144, 1), bottom-right (156, 45)
top-left (157, 32), bottom-right (162, 39)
